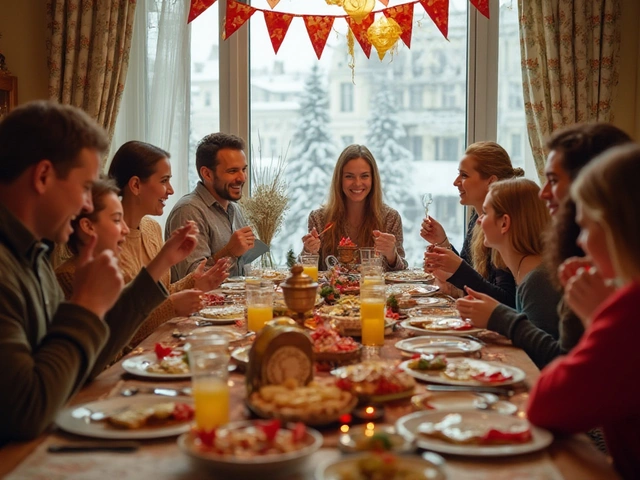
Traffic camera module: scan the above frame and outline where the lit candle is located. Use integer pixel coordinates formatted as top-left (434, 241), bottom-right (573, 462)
top-left (352, 403), bottom-right (385, 421)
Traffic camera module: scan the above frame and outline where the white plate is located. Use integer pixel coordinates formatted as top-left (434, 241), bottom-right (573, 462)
top-left (385, 270), bottom-right (435, 284)
top-left (188, 326), bottom-right (247, 343)
top-left (231, 345), bottom-right (250, 366)
top-left (411, 392), bottom-right (518, 415)
top-left (414, 297), bottom-right (449, 307)
top-left (400, 318), bottom-right (485, 336)
top-left (396, 410), bottom-right (553, 456)
top-left (55, 396), bottom-right (193, 440)
top-left (395, 336), bottom-right (483, 356)
top-left (400, 358), bottom-right (525, 387)
top-left (387, 284), bottom-right (440, 296)
top-left (122, 353), bottom-right (191, 380)
top-left (178, 422), bottom-right (322, 477)
top-left (197, 305), bottom-right (245, 324)
top-left (317, 452), bottom-right (446, 480)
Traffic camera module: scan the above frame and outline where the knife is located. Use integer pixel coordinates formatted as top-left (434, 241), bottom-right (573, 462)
top-left (426, 385), bottom-right (515, 396)
top-left (48, 442), bottom-right (140, 453)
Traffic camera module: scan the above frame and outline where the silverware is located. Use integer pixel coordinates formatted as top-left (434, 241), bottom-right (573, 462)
top-left (120, 387), bottom-right (192, 397)
top-left (426, 384), bottom-right (515, 397)
top-left (48, 442), bottom-right (140, 453)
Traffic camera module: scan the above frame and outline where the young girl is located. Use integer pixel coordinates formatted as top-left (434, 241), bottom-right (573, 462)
top-left (528, 144), bottom-right (640, 479)
top-left (422, 142), bottom-right (521, 306)
top-left (108, 141), bottom-right (228, 322)
top-left (455, 178), bottom-right (562, 364)
top-left (302, 144), bottom-right (407, 271)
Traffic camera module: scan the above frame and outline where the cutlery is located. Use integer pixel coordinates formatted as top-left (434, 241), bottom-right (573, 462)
top-left (120, 386), bottom-right (193, 397)
top-left (48, 442), bottom-right (140, 453)
top-left (318, 222), bottom-right (334, 238)
top-left (426, 385), bottom-right (515, 397)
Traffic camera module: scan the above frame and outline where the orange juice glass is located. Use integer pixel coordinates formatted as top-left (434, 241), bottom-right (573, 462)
top-left (193, 377), bottom-right (230, 431)
top-left (300, 254), bottom-right (319, 282)
top-left (360, 284), bottom-right (386, 346)
top-left (247, 305), bottom-right (273, 332)
top-left (245, 278), bottom-right (274, 333)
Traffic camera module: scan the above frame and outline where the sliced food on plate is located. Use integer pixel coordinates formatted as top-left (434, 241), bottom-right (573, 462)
top-left (332, 361), bottom-right (416, 402)
top-left (400, 358), bottom-right (525, 387)
top-left (108, 402), bottom-right (194, 430)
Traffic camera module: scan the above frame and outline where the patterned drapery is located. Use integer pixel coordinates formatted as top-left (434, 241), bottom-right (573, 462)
top-left (518, 0), bottom-right (621, 180)
top-left (46, 0), bottom-right (137, 160)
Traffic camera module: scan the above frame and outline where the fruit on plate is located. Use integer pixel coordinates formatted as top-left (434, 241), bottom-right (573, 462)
top-left (417, 413), bottom-right (532, 445)
top-left (335, 361), bottom-right (416, 398)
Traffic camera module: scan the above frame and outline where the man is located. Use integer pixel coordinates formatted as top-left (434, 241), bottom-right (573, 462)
top-left (0, 102), bottom-right (175, 443)
top-left (166, 133), bottom-right (255, 279)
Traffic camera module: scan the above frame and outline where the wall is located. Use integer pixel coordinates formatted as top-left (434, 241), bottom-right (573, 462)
top-left (0, 0), bottom-right (48, 104)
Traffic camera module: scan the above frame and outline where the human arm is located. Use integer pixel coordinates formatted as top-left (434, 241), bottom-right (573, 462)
top-left (302, 227), bottom-right (321, 254)
top-left (562, 263), bottom-right (616, 328)
top-left (447, 260), bottom-right (517, 307)
top-left (420, 216), bottom-right (449, 245)
top-left (377, 208), bottom-right (407, 271)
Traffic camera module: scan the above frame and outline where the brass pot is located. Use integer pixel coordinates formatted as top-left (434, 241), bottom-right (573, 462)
top-left (280, 265), bottom-right (318, 326)
top-left (337, 246), bottom-right (359, 264)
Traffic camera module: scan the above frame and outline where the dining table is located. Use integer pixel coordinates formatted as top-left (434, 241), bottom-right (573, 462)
top-left (0, 302), bottom-right (622, 480)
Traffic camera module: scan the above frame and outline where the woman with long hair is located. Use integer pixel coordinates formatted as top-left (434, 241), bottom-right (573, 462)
top-left (455, 179), bottom-right (561, 358)
top-left (422, 141), bottom-right (521, 306)
top-left (108, 141), bottom-right (228, 320)
top-left (528, 144), bottom-right (640, 479)
top-left (302, 144), bottom-right (407, 271)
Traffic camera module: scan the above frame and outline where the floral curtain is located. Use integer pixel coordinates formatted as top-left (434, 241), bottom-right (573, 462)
top-left (46, 0), bottom-right (137, 158)
top-left (518, 0), bottom-right (621, 180)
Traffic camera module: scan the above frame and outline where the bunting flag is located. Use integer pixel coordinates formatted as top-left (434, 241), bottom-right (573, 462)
top-left (346, 13), bottom-right (375, 58)
top-left (188, 0), bottom-right (217, 23)
top-left (383, 4), bottom-right (414, 48)
top-left (378, 0), bottom-right (389, 5)
top-left (223, 0), bottom-right (256, 40)
top-left (303, 15), bottom-right (335, 59)
top-left (470, 0), bottom-right (490, 19)
top-left (266, 0), bottom-right (281, 9)
top-left (264, 11), bottom-right (294, 54)
top-left (419, 0), bottom-right (449, 39)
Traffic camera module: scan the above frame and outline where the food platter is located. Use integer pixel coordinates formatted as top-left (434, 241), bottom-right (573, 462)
top-left (331, 362), bottom-right (416, 403)
top-left (396, 410), bottom-right (553, 457)
top-left (197, 304), bottom-right (245, 324)
top-left (411, 392), bottom-right (518, 415)
top-left (122, 353), bottom-right (191, 380)
top-left (394, 336), bottom-right (483, 356)
top-left (400, 358), bottom-right (526, 387)
top-left (317, 452), bottom-right (446, 480)
top-left (386, 284), bottom-right (440, 297)
top-left (400, 317), bottom-right (484, 336)
top-left (384, 270), bottom-right (435, 284)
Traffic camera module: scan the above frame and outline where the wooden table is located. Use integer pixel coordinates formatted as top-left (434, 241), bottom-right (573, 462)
top-left (0, 316), bottom-right (621, 479)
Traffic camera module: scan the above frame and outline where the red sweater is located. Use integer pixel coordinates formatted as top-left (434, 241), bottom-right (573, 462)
top-left (527, 281), bottom-right (640, 480)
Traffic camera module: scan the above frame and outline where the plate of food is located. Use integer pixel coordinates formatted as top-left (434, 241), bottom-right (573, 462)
top-left (400, 317), bottom-right (484, 336)
top-left (179, 420), bottom-right (322, 477)
top-left (407, 305), bottom-right (459, 317)
top-left (248, 380), bottom-right (357, 426)
top-left (197, 304), bottom-right (245, 324)
top-left (316, 297), bottom-right (396, 337)
top-left (396, 410), bottom-right (553, 456)
top-left (122, 346), bottom-right (190, 379)
top-left (332, 361), bottom-right (416, 403)
top-left (231, 344), bottom-right (250, 368)
top-left (411, 392), bottom-right (518, 415)
top-left (317, 452), bottom-right (446, 480)
top-left (395, 336), bottom-right (483, 356)
top-left (310, 324), bottom-right (362, 366)
top-left (55, 396), bottom-right (194, 439)
top-left (400, 357), bottom-right (525, 387)
top-left (387, 284), bottom-right (440, 297)
top-left (384, 270), bottom-right (435, 284)
top-left (219, 282), bottom-right (246, 292)
top-left (188, 326), bottom-right (247, 343)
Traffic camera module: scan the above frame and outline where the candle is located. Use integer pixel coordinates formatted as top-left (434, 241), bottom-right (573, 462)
top-left (352, 403), bottom-right (385, 422)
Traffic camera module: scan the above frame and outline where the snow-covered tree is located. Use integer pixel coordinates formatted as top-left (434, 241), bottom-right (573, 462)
top-left (279, 65), bottom-right (338, 254)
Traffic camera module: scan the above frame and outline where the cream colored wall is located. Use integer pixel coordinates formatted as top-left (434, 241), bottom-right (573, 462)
top-left (611, 0), bottom-right (640, 140)
top-left (0, 0), bottom-right (48, 104)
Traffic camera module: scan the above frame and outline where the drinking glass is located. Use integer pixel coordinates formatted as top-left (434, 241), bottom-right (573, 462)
top-left (360, 283), bottom-right (386, 347)
top-left (245, 278), bottom-right (274, 332)
top-left (187, 333), bottom-right (230, 431)
top-left (300, 254), bottom-right (319, 282)
top-left (422, 193), bottom-right (433, 218)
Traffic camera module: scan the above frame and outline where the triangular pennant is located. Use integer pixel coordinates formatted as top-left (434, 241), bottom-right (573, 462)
top-left (188, 0), bottom-right (217, 23)
top-left (419, 0), bottom-right (449, 39)
top-left (223, 0), bottom-right (256, 40)
top-left (378, 0), bottom-right (389, 5)
top-left (303, 15), bottom-right (335, 59)
top-left (470, 0), bottom-right (490, 19)
top-left (264, 11), bottom-right (294, 54)
top-left (266, 0), bottom-right (280, 8)
top-left (346, 13), bottom-right (374, 58)
top-left (383, 4), bottom-right (414, 48)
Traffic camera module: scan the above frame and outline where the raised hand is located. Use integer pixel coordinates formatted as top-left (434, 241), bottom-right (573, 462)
top-left (372, 230), bottom-right (397, 264)
top-left (420, 216), bottom-right (447, 245)
top-left (193, 258), bottom-right (230, 291)
top-left (558, 256), bottom-right (594, 288)
top-left (70, 234), bottom-right (124, 319)
top-left (169, 289), bottom-right (204, 317)
top-left (564, 267), bottom-right (616, 328)
top-left (147, 221), bottom-right (199, 281)
top-left (302, 227), bottom-right (321, 254)
top-left (455, 286), bottom-right (499, 328)
top-left (423, 246), bottom-right (462, 280)
top-left (226, 226), bottom-right (255, 257)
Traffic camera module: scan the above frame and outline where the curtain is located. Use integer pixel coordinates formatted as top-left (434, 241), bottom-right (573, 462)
top-left (518, 0), bottom-right (622, 180)
top-left (111, 0), bottom-right (191, 227)
top-left (46, 0), bottom-right (137, 155)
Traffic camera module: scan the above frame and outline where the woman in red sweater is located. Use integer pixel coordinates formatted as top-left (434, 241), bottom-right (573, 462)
top-left (527, 143), bottom-right (640, 480)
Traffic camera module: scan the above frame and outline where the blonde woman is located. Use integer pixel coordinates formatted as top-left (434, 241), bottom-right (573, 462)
top-left (455, 179), bottom-right (561, 363)
top-left (422, 142), bottom-right (521, 306)
top-left (302, 144), bottom-right (407, 271)
top-left (528, 144), bottom-right (640, 479)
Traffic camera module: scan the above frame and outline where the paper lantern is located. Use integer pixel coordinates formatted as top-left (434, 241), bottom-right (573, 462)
top-left (343, 0), bottom-right (375, 24)
top-left (367, 16), bottom-right (402, 60)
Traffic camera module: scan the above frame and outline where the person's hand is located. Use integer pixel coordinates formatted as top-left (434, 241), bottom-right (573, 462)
top-left (372, 230), bottom-right (397, 264)
top-left (433, 277), bottom-right (464, 298)
top-left (424, 247), bottom-right (462, 281)
top-left (147, 221), bottom-right (199, 281)
top-left (193, 258), bottom-right (230, 291)
top-left (558, 256), bottom-right (594, 288)
top-left (170, 289), bottom-right (204, 317)
top-left (420, 216), bottom-right (447, 245)
top-left (455, 286), bottom-right (499, 329)
top-left (302, 227), bottom-right (321, 254)
top-left (226, 226), bottom-right (255, 257)
top-left (70, 235), bottom-right (124, 319)
top-left (564, 267), bottom-right (616, 328)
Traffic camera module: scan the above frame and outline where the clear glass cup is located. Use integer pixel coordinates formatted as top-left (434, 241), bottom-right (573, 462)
top-left (187, 333), bottom-right (230, 432)
top-left (245, 278), bottom-right (274, 332)
top-left (300, 254), bottom-right (319, 282)
top-left (360, 283), bottom-right (386, 347)
top-left (359, 247), bottom-right (381, 265)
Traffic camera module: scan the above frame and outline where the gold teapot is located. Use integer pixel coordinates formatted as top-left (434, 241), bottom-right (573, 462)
top-left (280, 265), bottom-right (318, 326)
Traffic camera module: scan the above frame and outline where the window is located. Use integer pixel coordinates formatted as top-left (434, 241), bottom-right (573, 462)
top-left (511, 133), bottom-right (522, 160)
top-left (408, 135), bottom-right (423, 160)
top-left (435, 136), bottom-right (460, 162)
top-left (340, 82), bottom-right (354, 113)
top-left (409, 85), bottom-right (423, 111)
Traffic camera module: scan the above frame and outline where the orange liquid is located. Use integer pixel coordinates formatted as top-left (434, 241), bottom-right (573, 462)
top-left (360, 299), bottom-right (385, 346)
top-left (192, 377), bottom-right (230, 430)
top-left (247, 305), bottom-right (273, 332)
top-left (302, 265), bottom-right (319, 282)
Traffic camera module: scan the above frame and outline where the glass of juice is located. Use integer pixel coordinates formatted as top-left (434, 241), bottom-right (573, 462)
top-left (245, 278), bottom-right (274, 332)
top-left (300, 254), bottom-right (319, 282)
top-left (360, 283), bottom-right (386, 347)
top-left (187, 333), bottom-right (230, 432)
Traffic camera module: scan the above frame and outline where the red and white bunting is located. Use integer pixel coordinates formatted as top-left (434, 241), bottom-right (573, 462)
top-left (223, 0), bottom-right (256, 40)
top-left (383, 3), bottom-right (414, 48)
top-left (188, 0), bottom-right (217, 23)
top-left (303, 15), bottom-right (335, 59)
top-left (419, 0), bottom-right (449, 39)
top-left (346, 13), bottom-right (375, 58)
top-left (264, 11), bottom-right (294, 54)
